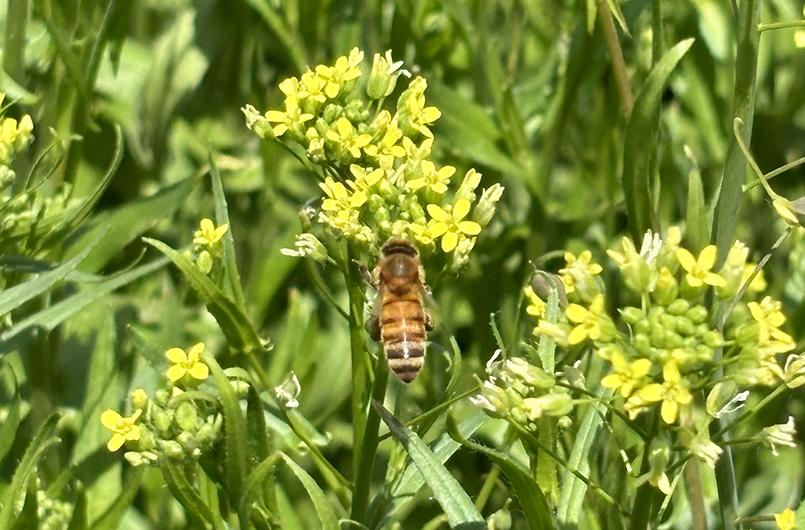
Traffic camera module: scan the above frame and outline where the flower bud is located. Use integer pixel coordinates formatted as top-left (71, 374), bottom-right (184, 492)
top-left (367, 51), bottom-right (410, 99)
top-left (196, 250), bottom-right (213, 274)
top-left (161, 440), bottom-right (184, 459)
top-left (784, 353), bottom-right (805, 388)
top-left (686, 305), bottom-right (708, 324)
top-left (130, 388), bottom-right (149, 411)
top-left (473, 183), bottom-right (504, 228)
top-left (759, 416), bottom-right (797, 456)
top-left (502, 358), bottom-right (554, 389)
top-left (523, 392), bottom-right (574, 420)
top-left (280, 233), bottom-right (329, 263)
top-left (653, 267), bottom-right (678, 306)
top-left (455, 169), bottom-right (483, 204)
top-left (242, 104), bottom-right (274, 139)
top-left (666, 299), bottom-right (690, 316)
top-left (176, 402), bottom-right (199, 432)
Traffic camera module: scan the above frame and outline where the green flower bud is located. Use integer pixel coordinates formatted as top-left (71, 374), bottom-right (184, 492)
top-left (161, 440), bottom-right (184, 459)
top-left (196, 415), bottom-right (223, 445)
top-left (523, 392), bottom-right (574, 420)
top-left (620, 306), bottom-right (644, 325)
top-left (153, 407), bottom-right (174, 435)
top-left (702, 330), bottom-right (723, 349)
top-left (130, 388), bottom-right (149, 411)
top-left (242, 104), bottom-right (275, 139)
top-left (280, 233), bottom-right (329, 263)
top-left (784, 354), bottom-right (805, 388)
top-left (455, 168), bottom-right (483, 204)
top-left (176, 402), bottom-right (198, 432)
top-left (124, 451), bottom-right (157, 467)
top-left (136, 425), bottom-right (156, 451)
top-left (345, 100), bottom-right (369, 124)
top-left (674, 316), bottom-right (695, 337)
top-left (653, 268), bottom-right (678, 305)
top-left (196, 250), bottom-right (213, 274)
top-left (322, 104), bottom-right (343, 123)
top-left (473, 183), bottom-right (504, 228)
top-left (666, 299), bottom-right (690, 316)
top-left (487, 503), bottom-right (513, 530)
top-left (367, 51), bottom-right (410, 99)
top-left (502, 358), bottom-right (554, 389)
top-left (634, 333), bottom-right (652, 356)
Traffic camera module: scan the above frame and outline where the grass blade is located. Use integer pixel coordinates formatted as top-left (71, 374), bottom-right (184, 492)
top-left (210, 158), bottom-right (247, 310)
top-left (144, 237), bottom-right (263, 354)
top-left (279, 452), bottom-right (341, 530)
top-left (447, 415), bottom-right (554, 530)
top-left (376, 401), bottom-right (485, 529)
top-left (622, 38), bottom-right (694, 241)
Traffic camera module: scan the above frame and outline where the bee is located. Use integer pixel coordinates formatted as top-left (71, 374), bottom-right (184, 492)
top-left (368, 239), bottom-right (433, 384)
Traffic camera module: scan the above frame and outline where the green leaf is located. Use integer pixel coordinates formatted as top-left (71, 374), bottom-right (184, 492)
top-left (0, 392), bottom-right (22, 465)
top-left (0, 414), bottom-right (61, 529)
top-left (65, 175), bottom-right (198, 273)
top-left (205, 353), bottom-right (249, 513)
top-left (244, 453), bottom-right (281, 514)
top-left (278, 453), bottom-right (340, 530)
top-left (0, 256), bottom-right (168, 354)
top-left (161, 460), bottom-right (216, 528)
top-left (376, 402), bottom-right (485, 529)
top-left (622, 38), bottom-right (694, 241)
top-left (557, 393), bottom-right (609, 525)
top-left (143, 238), bottom-right (263, 354)
top-left (66, 487), bottom-right (88, 530)
top-left (446, 415), bottom-right (554, 530)
top-left (89, 467), bottom-right (145, 530)
top-left (685, 152), bottom-right (708, 253)
top-left (210, 158), bottom-right (247, 309)
top-left (0, 234), bottom-right (102, 316)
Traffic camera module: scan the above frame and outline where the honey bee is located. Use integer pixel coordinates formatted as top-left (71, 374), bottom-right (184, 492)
top-left (368, 239), bottom-right (433, 384)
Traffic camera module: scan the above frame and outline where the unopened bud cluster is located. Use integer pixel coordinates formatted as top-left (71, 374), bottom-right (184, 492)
top-left (470, 352), bottom-right (573, 430)
top-left (522, 229), bottom-right (795, 426)
top-left (244, 49), bottom-right (503, 269)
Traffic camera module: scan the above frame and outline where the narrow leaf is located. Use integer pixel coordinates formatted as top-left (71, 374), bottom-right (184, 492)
top-left (622, 38), bottom-right (694, 241)
top-left (0, 257), bottom-right (168, 352)
top-left (0, 234), bottom-right (102, 316)
top-left (210, 158), bottom-right (247, 309)
top-left (0, 392), bottom-right (22, 465)
top-left (205, 354), bottom-right (248, 512)
top-left (161, 460), bottom-right (216, 527)
top-left (376, 402), bottom-right (485, 529)
top-left (89, 467), bottom-right (145, 530)
top-left (0, 414), bottom-right (61, 529)
top-left (685, 151), bottom-right (708, 253)
top-left (144, 238), bottom-right (263, 354)
top-left (446, 415), bottom-right (554, 530)
top-left (279, 453), bottom-right (340, 530)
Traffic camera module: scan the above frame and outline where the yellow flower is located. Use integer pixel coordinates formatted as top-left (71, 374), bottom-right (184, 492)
top-left (407, 160), bottom-right (455, 195)
top-left (405, 77), bottom-right (441, 138)
top-left (427, 199), bottom-right (482, 253)
top-left (524, 285), bottom-right (546, 319)
top-left (100, 409), bottom-right (142, 452)
top-left (409, 221), bottom-right (437, 245)
top-left (315, 47), bottom-right (364, 99)
top-left (348, 165), bottom-right (384, 192)
top-left (166, 343), bottom-right (210, 382)
top-left (748, 297), bottom-right (795, 353)
top-left (565, 294), bottom-right (608, 345)
top-left (627, 361), bottom-right (692, 424)
top-left (265, 94), bottom-right (313, 137)
top-left (193, 219), bottom-right (229, 247)
top-left (601, 349), bottom-right (652, 398)
top-left (677, 245), bottom-right (726, 288)
top-left (319, 176), bottom-right (367, 213)
top-left (299, 70), bottom-right (328, 103)
top-left (326, 117), bottom-right (373, 159)
top-left (363, 116), bottom-right (406, 163)
top-left (775, 508), bottom-right (795, 530)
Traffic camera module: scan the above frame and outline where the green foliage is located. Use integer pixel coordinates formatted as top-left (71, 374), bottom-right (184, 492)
top-left (2, 0), bottom-right (805, 529)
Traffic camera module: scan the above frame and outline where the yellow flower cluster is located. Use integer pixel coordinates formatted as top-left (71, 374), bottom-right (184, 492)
top-left (524, 229), bottom-right (790, 426)
top-left (243, 48), bottom-right (503, 267)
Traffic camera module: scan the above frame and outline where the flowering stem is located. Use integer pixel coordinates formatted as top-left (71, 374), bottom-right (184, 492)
top-left (555, 381), bottom-right (649, 440)
top-left (627, 411), bottom-right (660, 530)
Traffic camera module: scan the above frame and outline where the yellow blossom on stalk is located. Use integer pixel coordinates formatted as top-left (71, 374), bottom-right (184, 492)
top-left (407, 160), bottom-right (455, 194)
top-left (320, 176), bottom-right (367, 213)
top-left (748, 297), bottom-right (796, 353)
top-left (194, 219), bottom-right (229, 247)
top-left (315, 47), bottom-right (364, 99)
top-left (677, 245), bottom-right (726, 288)
top-left (409, 222), bottom-right (437, 246)
top-left (524, 285), bottom-right (546, 319)
top-left (405, 77), bottom-right (442, 138)
top-left (165, 343), bottom-right (209, 382)
top-left (600, 348), bottom-right (652, 397)
top-left (326, 117), bottom-right (373, 159)
top-left (560, 250), bottom-right (603, 295)
top-left (427, 199), bottom-right (481, 253)
top-left (627, 361), bottom-right (692, 424)
top-left (775, 508), bottom-right (796, 530)
top-left (265, 95), bottom-right (313, 138)
top-left (565, 294), bottom-right (609, 344)
top-left (364, 115), bottom-right (406, 163)
top-left (348, 165), bottom-right (384, 192)
top-left (100, 409), bottom-right (142, 452)
top-left (299, 71), bottom-right (328, 103)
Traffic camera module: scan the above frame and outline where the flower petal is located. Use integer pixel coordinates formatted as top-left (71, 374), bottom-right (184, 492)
top-left (698, 245), bottom-right (718, 269)
top-left (427, 204), bottom-right (451, 223)
top-left (676, 248), bottom-right (696, 272)
top-left (167, 365), bottom-right (187, 382)
top-left (661, 399), bottom-right (679, 424)
top-left (101, 409), bottom-right (122, 430)
top-left (453, 199), bottom-right (471, 221)
top-left (107, 433), bottom-right (126, 452)
top-left (165, 347), bottom-right (188, 364)
top-left (567, 326), bottom-right (588, 345)
top-left (189, 362), bottom-right (210, 380)
top-left (458, 220), bottom-right (481, 236)
top-left (188, 343), bottom-right (205, 362)
top-left (441, 231), bottom-right (458, 252)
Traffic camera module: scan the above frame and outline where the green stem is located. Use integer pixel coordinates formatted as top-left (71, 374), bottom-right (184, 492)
top-left (711, 0), bottom-right (762, 268)
top-left (712, 385), bottom-right (787, 441)
top-left (627, 412), bottom-right (659, 530)
top-left (757, 20), bottom-right (805, 32)
top-left (344, 245), bottom-right (372, 521)
top-left (351, 351), bottom-right (389, 523)
top-left (597, 0), bottom-right (634, 118)
top-left (3, 0), bottom-right (28, 83)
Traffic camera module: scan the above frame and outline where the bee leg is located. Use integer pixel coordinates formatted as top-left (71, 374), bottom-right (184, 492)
top-left (353, 260), bottom-right (377, 289)
top-left (425, 309), bottom-right (435, 331)
top-left (366, 315), bottom-right (381, 341)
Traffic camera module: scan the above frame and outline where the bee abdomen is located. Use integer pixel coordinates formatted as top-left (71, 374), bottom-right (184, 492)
top-left (384, 339), bottom-right (426, 384)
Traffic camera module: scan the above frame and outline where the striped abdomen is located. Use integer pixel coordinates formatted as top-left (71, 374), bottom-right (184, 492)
top-left (380, 294), bottom-right (427, 384)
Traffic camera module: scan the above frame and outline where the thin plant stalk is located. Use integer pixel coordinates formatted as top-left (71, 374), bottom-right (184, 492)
top-left (597, 0), bottom-right (634, 118)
